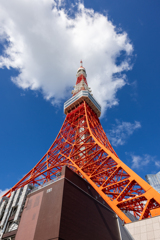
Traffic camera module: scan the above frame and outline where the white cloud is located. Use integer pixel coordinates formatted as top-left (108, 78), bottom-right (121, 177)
top-left (130, 154), bottom-right (157, 170)
top-left (0, 0), bottom-right (133, 114)
top-left (0, 188), bottom-right (9, 197)
top-left (155, 161), bottom-right (160, 168)
top-left (108, 120), bottom-right (141, 146)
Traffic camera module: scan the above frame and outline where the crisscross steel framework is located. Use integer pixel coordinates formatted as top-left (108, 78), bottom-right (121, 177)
top-left (3, 101), bottom-right (160, 223)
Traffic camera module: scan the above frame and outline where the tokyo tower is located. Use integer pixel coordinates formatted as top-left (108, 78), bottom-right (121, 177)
top-left (2, 61), bottom-right (160, 224)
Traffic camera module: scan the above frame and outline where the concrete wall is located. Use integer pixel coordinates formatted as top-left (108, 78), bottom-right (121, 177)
top-left (125, 215), bottom-right (160, 240)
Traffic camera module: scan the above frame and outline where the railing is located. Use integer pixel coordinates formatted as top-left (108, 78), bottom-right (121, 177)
top-left (64, 90), bottom-right (101, 112)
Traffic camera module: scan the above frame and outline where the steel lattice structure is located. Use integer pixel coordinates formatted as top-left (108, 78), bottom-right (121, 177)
top-left (3, 62), bottom-right (160, 223)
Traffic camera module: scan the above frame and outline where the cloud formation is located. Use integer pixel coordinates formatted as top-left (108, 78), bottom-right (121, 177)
top-left (108, 120), bottom-right (141, 146)
top-left (0, 0), bottom-right (133, 113)
top-left (155, 161), bottom-right (160, 168)
top-left (126, 153), bottom-right (160, 171)
top-left (131, 154), bottom-right (152, 169)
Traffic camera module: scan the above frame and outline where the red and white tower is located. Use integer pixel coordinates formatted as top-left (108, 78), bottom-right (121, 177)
top-left (1, 61), bottom-right (160, 224)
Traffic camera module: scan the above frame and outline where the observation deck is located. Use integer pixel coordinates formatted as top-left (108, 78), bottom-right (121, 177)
top-left (64, 90), bottom-right (101, 117)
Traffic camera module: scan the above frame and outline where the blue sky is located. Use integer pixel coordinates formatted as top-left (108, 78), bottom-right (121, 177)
top-left (0, 0), bottom-right (160, 195)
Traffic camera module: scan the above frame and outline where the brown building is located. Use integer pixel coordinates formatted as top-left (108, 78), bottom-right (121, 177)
top-left (1, 166), bottom-right (132, 240)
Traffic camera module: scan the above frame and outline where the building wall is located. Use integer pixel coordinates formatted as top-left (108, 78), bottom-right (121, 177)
top-left (60, 178), bottom-right (121, 240)
top-left (125, 215), bottom-right (160, 240)
top-left (15, 191), bottom-right (43, 240)
top-left (15, 179), bottom-right (64, 240)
